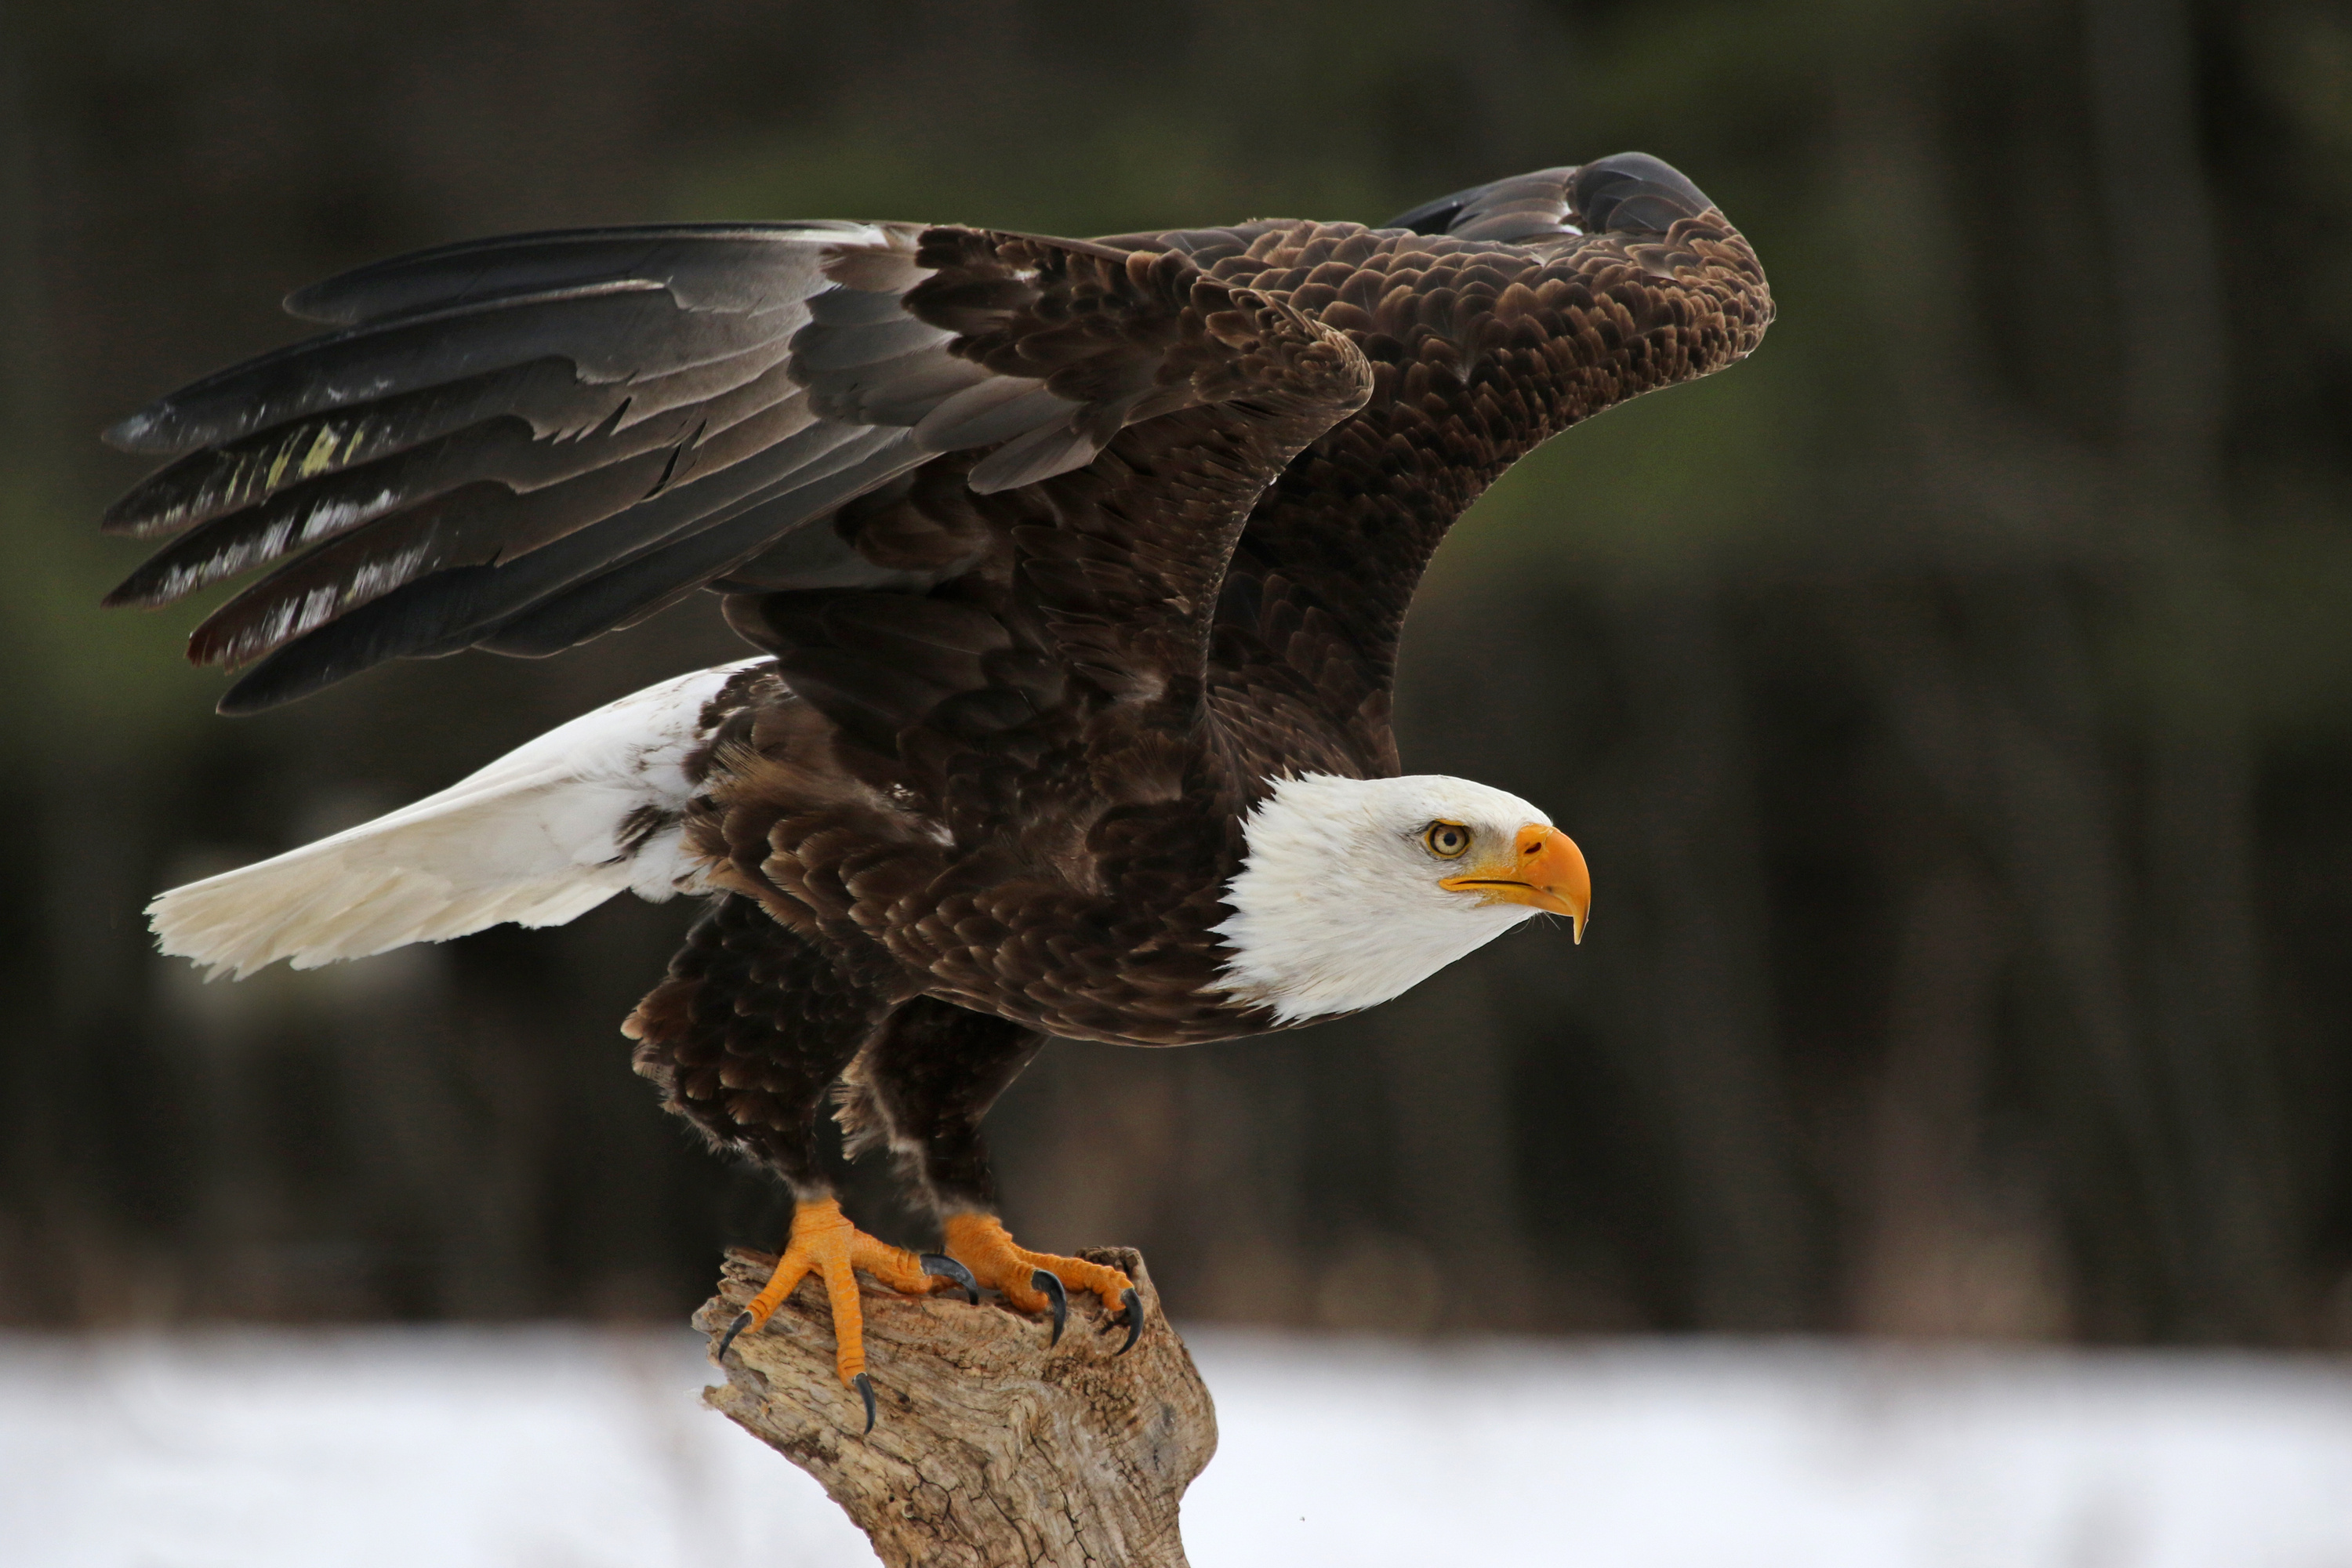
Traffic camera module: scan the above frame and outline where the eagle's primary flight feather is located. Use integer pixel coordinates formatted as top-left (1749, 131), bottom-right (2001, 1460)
top-left (110, 154), bottom-right (1770, 1401)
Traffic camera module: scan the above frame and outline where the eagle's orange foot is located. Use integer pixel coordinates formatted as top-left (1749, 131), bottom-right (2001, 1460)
top-left (717, 1197), bottom-right (969, 1432)
top-left (942, 1212), bottom-right (1144, 1354)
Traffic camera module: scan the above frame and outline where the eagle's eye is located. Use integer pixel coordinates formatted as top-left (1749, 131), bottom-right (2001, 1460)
top-left (1423, 821), bottom-right (1472, 858)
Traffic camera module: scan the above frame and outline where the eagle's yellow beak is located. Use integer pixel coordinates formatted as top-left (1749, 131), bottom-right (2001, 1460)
top-left (1439, 824), bottom-right (1592, 942)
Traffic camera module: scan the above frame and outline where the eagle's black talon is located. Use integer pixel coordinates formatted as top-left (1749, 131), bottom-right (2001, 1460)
top-left (1112, 1287), bottom-right (1143, 1356)
top-left (1032, 1268), bottom-right (1068, 1345)
top-left (922, 1253), bottom-right (980, 1305)
top-left (854, 1372), bottom-right (877, 1435)
top-left (717, 1309), bottom-right (754, 1359)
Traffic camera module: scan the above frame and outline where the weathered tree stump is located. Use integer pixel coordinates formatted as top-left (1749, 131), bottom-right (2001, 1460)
top-left (695, 1243), bottom-right (1216, 1566)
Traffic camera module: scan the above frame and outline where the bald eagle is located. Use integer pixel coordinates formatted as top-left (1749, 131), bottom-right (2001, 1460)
top-left (105, 154), bottom-right (1770, 1427)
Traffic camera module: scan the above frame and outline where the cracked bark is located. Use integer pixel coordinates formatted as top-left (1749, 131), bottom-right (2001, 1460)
top-left (695, 1245), bottom-right (1214, 1566)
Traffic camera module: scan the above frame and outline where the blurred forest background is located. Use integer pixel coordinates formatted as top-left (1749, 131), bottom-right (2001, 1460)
top-left (1, 0), bottom-right (2347, 1348)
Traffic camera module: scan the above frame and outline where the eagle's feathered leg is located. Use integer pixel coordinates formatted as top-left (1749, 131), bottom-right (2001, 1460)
top-left (626, 893), bottom-right (884, 1192)
top-left (839, 999), bottom-right (1142, 1351)
top-left (837, 997), bottom-right (1043, 1214)
top-left (625, 894), bottom-right (962, 1415)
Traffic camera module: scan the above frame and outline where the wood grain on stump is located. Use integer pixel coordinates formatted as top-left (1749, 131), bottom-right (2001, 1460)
top-left (695, 1244), bottom-right (1216, 1567)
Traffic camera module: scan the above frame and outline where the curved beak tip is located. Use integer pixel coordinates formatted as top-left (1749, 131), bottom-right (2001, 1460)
top-left (1539, 827), bottom-right (1592, 944)
top-left (1438, 824), bottom-right (1592, 939)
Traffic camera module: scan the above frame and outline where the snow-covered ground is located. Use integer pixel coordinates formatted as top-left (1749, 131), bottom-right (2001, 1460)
top-left (4, 1327), bottom-right (2348, 1567)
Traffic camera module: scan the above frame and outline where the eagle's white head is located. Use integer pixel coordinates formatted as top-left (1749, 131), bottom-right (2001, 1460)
top-left (1212, 773), bottom-right (1591, 1025)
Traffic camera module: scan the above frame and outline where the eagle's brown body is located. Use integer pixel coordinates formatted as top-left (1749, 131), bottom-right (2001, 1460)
top-left (110, 156), bottom-right (1769, 1373)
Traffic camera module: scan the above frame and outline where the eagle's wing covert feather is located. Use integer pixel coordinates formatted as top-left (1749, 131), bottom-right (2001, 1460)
top-left (701, 228), bottom-right (1374, 865)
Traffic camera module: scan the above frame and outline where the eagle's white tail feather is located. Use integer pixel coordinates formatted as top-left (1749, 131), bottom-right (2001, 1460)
top-left (151, 660), bottom-right (762, 978)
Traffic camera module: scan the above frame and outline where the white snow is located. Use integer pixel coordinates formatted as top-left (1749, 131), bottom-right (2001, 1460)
top-left (3, 1327), bottom-right (2348, 1568)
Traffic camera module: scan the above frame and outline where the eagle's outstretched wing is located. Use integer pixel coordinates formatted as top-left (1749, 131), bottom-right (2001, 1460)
top-left (1132, 155), bottom-right (1775, 777)
top-left (103, 222), bottom-right (1363, 716)
top-left (103, 153), bottom-right (1769, 794)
